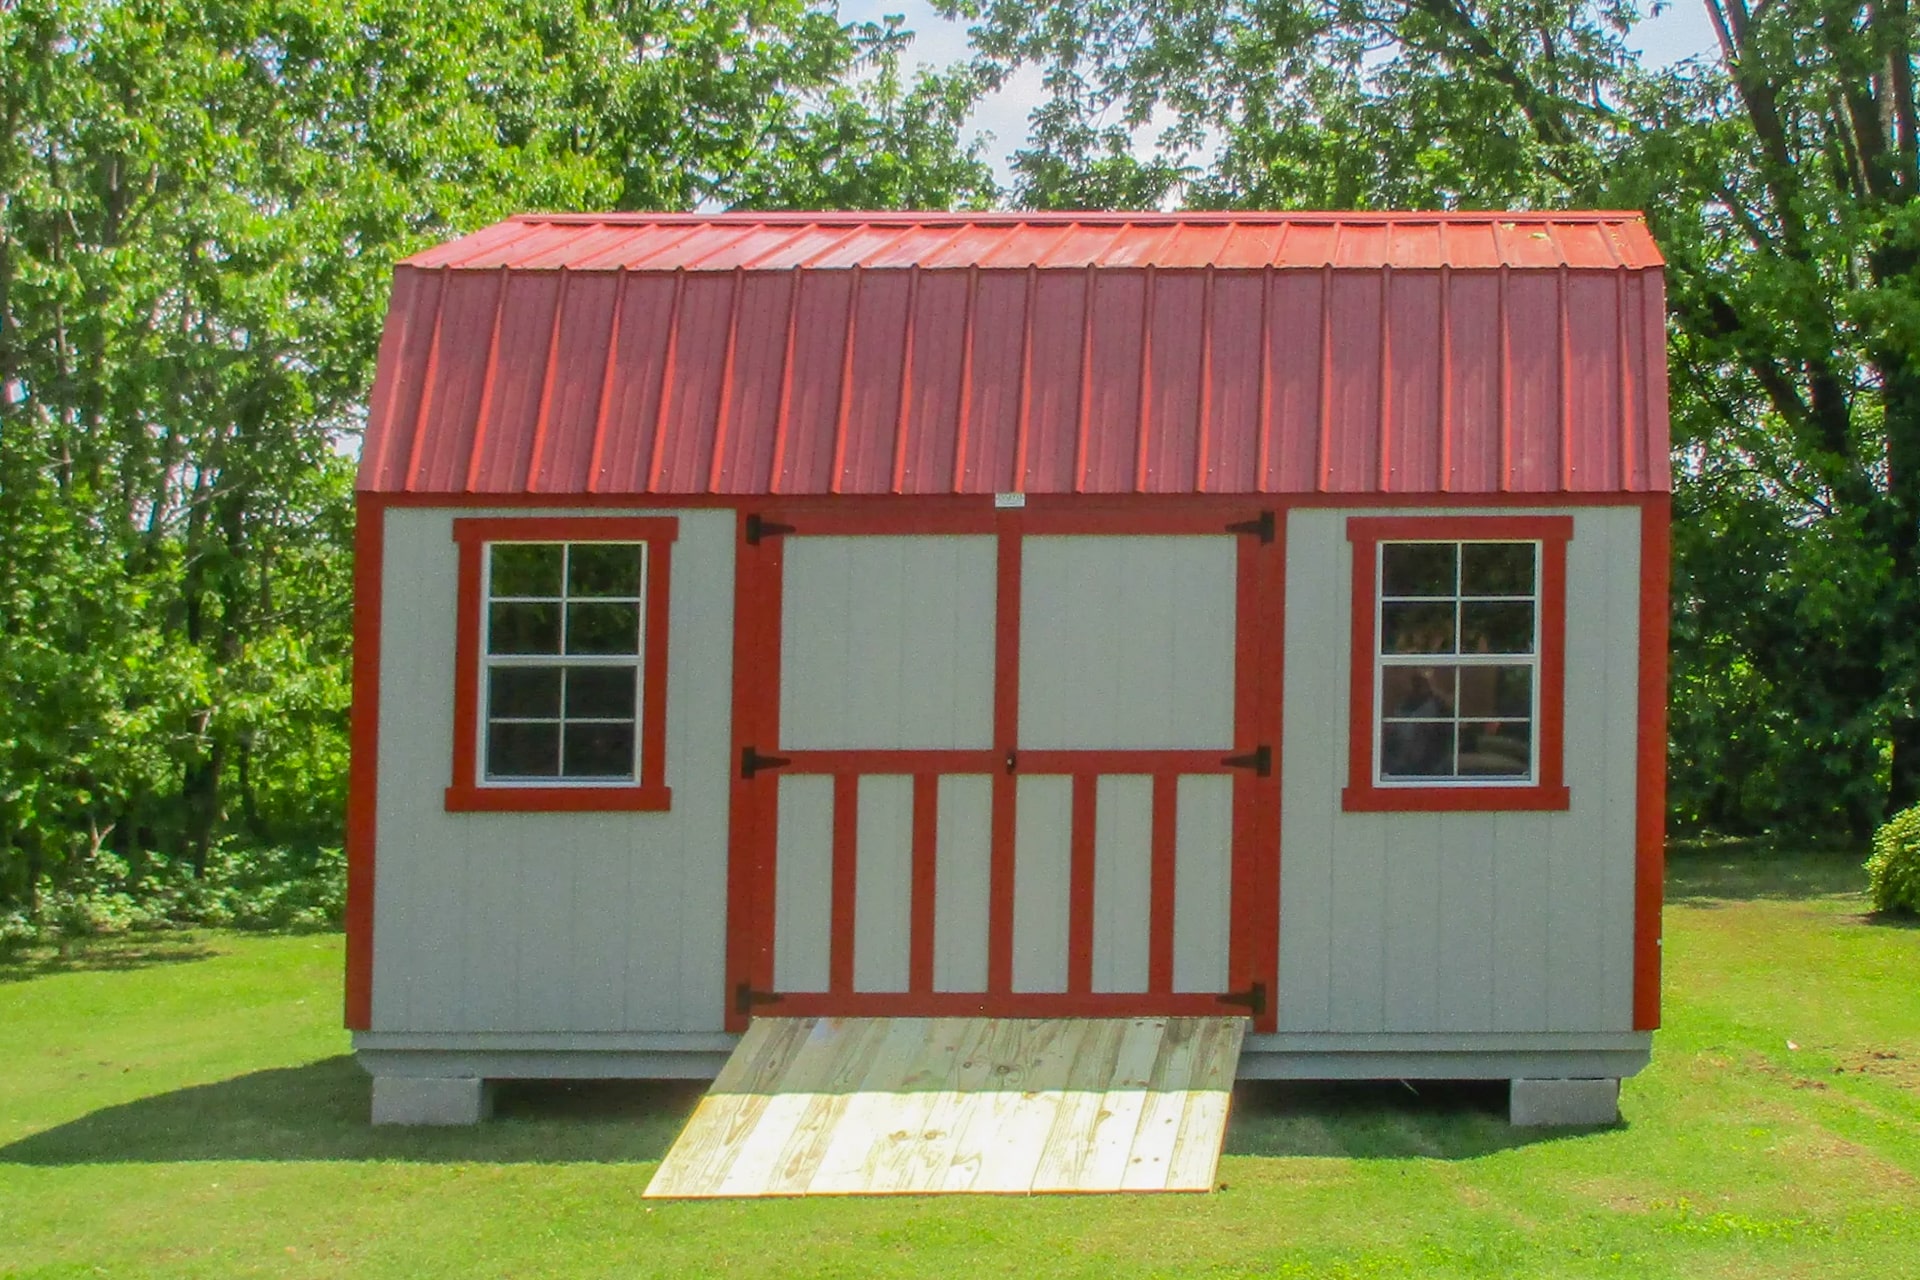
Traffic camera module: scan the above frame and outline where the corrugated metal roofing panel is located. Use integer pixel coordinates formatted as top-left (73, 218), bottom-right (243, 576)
top-left (364, 211), bottom-right (1670, 496)
top-left (402, 210), bottom-right (1664, 272)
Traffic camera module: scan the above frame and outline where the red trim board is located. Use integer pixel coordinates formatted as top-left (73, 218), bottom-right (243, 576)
top-left (444, 515), bottom-right (677, 812)
top-left (986, 508), bottom-right (1024, 995)
top-left (725, 511), bottom-right (785, 1031)
top-left (1341, 514), bottom-right (1573, 813)
top-left (344, 494), bottom-right (385, 1030)
top-left (1634, 496), bottom-right (1671, 1029)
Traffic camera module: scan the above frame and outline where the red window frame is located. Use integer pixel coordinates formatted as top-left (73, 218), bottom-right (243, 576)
top-left (1343, 514), bottom-right (1571, 813)
top-left (445, 515), bottom-right (676, 812)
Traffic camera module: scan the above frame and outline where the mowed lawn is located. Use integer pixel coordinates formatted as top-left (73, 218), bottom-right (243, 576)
top-left (2, 848), bottom-right (1917, 1279)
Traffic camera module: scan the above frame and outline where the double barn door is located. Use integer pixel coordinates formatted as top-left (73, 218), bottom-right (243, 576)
top-left (725, 506), bottom-right (1281, 1032)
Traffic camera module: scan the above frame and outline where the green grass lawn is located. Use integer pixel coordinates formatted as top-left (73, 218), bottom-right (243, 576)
top-left (3, 847), bottom-right (1917, 1279)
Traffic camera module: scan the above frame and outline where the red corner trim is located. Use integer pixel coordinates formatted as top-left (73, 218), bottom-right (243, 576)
top-left (1342, 514), bottom-right (1573, 813)
top-left (344, 494), bottom-right (385, 1030)
top-left (1634, 496), bottom-right (1671, 1029)
top-left (445, 515), bottom-right (678, 813)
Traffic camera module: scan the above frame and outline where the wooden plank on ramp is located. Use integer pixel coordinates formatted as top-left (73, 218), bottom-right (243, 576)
top-left (643, 1016), bottom-right (1245, 1198)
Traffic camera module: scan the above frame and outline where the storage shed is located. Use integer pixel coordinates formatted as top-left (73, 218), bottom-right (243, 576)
top-left (348, 210), bottom-right (1671, 1134)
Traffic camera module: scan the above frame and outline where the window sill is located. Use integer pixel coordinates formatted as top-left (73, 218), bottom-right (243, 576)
top-left (1341, 783), bottom-right (1569, 813)
top-left (444, 783), bottom-right (673, 813)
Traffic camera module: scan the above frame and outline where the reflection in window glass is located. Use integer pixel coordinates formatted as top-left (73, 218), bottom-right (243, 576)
top-left (482, 542), bottom-right (646, 782)
top-left (1376, 540), bottom-right (1538, 784)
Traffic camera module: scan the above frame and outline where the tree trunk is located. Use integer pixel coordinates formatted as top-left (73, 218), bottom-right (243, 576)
top-left (182, 736), bottom-right (225, 877)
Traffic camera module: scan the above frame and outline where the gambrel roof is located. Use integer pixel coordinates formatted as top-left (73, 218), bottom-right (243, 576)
top-left (360, 211), bottom-right (1669, 497)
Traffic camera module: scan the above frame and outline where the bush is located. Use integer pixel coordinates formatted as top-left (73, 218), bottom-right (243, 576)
top-left (1866, 804), bottom-right (1920, 916)
top-left (0, 843), bottom-right (346, 957)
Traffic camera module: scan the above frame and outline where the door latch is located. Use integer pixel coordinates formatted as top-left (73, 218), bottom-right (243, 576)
top-left (1218, 982), bottom-right (1267, 1015)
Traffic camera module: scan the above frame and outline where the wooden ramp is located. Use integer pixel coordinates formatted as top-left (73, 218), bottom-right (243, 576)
top-left (643, 1016), bottom-right (1245, 1198)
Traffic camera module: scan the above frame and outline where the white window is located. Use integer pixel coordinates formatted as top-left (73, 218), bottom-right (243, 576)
top-left (481, 541), bottom-right (646, 783)
top-left (1375, 540), bottom-right (1539, 784)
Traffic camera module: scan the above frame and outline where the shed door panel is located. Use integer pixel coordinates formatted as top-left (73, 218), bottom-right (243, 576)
top-left (771, 533), bottom-right (999, 1002)
top-left (730, 511), bottom-right (1282, 1031)
top-left (1019, 536), bottom-right (1237, 749)
top-left (1017, 534), bottom-right (1239, 999)
top-left (780, 535), bottom-right (996, 750)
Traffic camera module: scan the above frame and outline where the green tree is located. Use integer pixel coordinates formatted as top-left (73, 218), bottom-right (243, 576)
top-left (954, 0), bottom-right (1919, 833)
top-left (0, 0), bottom-right (993, 914)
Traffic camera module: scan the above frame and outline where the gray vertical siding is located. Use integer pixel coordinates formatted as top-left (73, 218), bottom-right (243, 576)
top-left (853, 775), bottom-right (914, 994)
top-left (781, 535), bottom-right (996, 750)
top-left (773, 775), bottom-right (834, 994)
top-left (1275, 506), bottom-right (1641, 1036)
top-left (1018, 535), bottom-right (1236, 750)
top-left (933, 775), bottom-right (993, 992)
top-left (371, 506), bottom-right (735, 1034)
top-left (1090, 776), bottom-right (1153, 993)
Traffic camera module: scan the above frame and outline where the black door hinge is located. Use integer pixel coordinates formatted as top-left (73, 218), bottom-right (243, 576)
top-left (745, 514), bottom-right (797, 545)
top-left (1218, 982), bottom-right (1267, 1016)
top-left (740, 746), bottom-right (792, 779)
top-left (1221, 744), bottom-right (1272, 776)
top-left (734, 982), bottom-right (783, 1015)
top-left (1226, 510), bottom-right (1275, 543)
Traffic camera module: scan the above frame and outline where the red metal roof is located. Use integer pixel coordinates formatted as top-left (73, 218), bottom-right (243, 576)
top-left (362, 211), bottom-right (1670, 496)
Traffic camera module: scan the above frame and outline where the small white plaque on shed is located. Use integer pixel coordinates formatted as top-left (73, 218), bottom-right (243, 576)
top-left (994, 492), bottom-right (1026, 509)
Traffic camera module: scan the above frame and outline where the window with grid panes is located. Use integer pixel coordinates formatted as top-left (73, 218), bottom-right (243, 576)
top-left (482, 541), bottom-right (647, 783)
top-left (1374, 540), bottom-right (1539, 783)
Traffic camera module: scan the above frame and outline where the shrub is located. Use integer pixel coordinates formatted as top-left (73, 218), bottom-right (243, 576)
top-left (1866, 804), bottom-right (1920, 916)
top-left (0, 844), bottom-right (346, 959)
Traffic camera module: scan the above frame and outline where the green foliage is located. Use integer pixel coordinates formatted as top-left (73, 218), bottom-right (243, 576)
top-left (0, 0), bottom-right (993, 915)
top-left (957, 0), bottom-right (1920, 833)
top-left (0, 844), bottom-right (345, 956)
top-left (1866, 805), bottom-right (1920, 916)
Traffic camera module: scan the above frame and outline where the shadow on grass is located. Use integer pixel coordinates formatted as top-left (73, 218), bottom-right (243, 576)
top-left (0, 1056), bottom-right (703, 1166)
top-left (1224, 1079), bottom-right (1587, 1159)
top-left (1665, 842), bottom-right (1868, 906)
top-left (0, 935), bottom-right (222, 984)
top-left (1862, 910), bottom-right (1920, 930)
top-left (5, 1057), bottom-right (1583, 1169)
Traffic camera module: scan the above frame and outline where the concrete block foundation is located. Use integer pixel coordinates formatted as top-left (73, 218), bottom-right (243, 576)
top-left (1509, 1077), bottom-right (1620, 1127)
top-left (371, 1075), bottom-right (494, 1126)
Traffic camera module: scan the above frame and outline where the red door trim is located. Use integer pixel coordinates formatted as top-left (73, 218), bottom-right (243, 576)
top-left (828, 773), bottom-right (860, 994)
top-left (1066, 774), bottom-right (1099, 994)
top-left (1148, 773), bottom-right (1179, 995)
top-left (987, 509), bottom-right (1024, 994)
top-left (724, 513), bottom-right (784, 1030)
top-left (723, 501), bottom-right (1284, 1027)
top-left (1231, 523), bottom-right (1285, 1031)
top-left (909, 776), bottom-right (940, 993)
